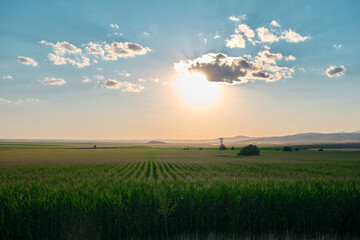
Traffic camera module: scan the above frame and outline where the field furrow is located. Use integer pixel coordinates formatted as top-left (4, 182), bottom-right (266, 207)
top-left (134, 161), bottom-right (146, 179)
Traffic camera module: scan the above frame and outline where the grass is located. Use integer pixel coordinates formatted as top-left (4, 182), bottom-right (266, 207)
top-left (0, 144), bottom-right (359, 239)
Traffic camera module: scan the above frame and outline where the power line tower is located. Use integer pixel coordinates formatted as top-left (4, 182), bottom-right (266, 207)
top-left (219, 138), bottom-right (223, 157)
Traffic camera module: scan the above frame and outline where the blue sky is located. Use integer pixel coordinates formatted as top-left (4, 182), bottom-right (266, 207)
top-left (0, 0), bottom-right (359, 139)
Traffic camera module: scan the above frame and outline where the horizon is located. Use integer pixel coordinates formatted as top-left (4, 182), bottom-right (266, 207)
top-left (1, 0), bottom-right (359, 139)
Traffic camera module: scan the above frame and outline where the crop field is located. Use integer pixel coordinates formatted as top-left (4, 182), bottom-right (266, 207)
top-left (0, 144), bottom-right (360, 239)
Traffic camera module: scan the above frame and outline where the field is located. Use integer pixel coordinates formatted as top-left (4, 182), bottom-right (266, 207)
top-left (0, 143), bottom-right (360, 239)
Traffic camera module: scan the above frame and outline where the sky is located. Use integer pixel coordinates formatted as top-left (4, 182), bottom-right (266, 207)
top-left (0, 0), bottom-right (359, 140)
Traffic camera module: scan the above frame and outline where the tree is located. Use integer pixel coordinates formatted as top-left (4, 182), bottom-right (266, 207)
top-left (93, 145), bottom-right (96, 149)
top-left (199, 147), bottom-right (203, 150)
top-left (219, 144), bottom-right (227, 150)
top-left (231, 146), bottom-right (235, 151)
top-left (238, 144), bottom-right (260, 156)
top-left (319, 148), bottom-right (324, 151)
top-left (283, 146), bottom-right (292, 152)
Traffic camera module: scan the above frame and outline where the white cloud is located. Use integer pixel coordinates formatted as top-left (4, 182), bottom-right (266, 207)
top-left (229, 16), bottom-right (240, 22)
top-left (40, 40), bottom-right (82, 55)
top-left (0, 97), bottom-right (11, 103)
top-left (138, 78), bottom-right (146, 82)
top-left (326, 65), bottom-right (346, 77)
top-left (110, 24), bottom-right (119, 29)
top-left (100, 79), bottom-right (145, 92)
top-left (174, 52), bottom-right (294, 84)
top-left (236, 24), bottom-right (255, 39)
top-left (47, 53), bottom-right (90, 68)
top-left (285, 55), bottom-right (296, 61)
top-left (270, 20), bottom-right (281, 27)
top-left (17, 56), bottom-right (38, 67)
top-left (118, 71), bottom-right (130, 77)
top-left (14, 99), bottom-right (24, 104)
top-left (85, 42), bottom-right (105, 55)
top-left (333, 44), bottom-right (342, 49)
top-left (94, 75), bottom-right (104, 80)
top-left (256, 50), bottom-right (283, 64)
top-left (103, 42), bottom-right (151, 60)
top-left (263, 45), bottom-right (271, 50)
top-left (97, 67), bottom-right (102, 71)
top-left (143, 32), bottom-right (150, 36)
top-left (225, 34), bottom-right (246, 48)
top-left (257, 27), bottom-right (279, 43)
top-left (41, 77), bottom-right (66, 86)
top-left (93, 59), bottom-right (98, 64)
top-left (214, 33), bottom-right (221, 39)
top-left (149, 78), bottom-right (160, 82)
top-left (3, 75), bottom-right (13, 79)
top-left (83, 77), bottom-right (91, 83)
top-left (27, 98), bottom-right (40, 103)
top-left (280, 29), bottom-right (310, 43)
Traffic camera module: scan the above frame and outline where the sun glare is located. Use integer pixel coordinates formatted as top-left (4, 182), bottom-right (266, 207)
top-left (174, 72), bottom-right (221, 106)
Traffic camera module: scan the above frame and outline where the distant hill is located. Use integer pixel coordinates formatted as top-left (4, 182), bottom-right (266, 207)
top-left (225, 132), bottom-right (360, 144)
top-left (146, 140), bottom-right (168, 144)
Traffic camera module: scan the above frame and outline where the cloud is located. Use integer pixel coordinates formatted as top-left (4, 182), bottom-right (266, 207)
top-left (333, 44), bottom-right (342, 49)
top-left (236, 24), bottom-right (255, 38)
top-left (326, 65), bottom-right (346, 77)
top-left (138, 78), bottom-right (146, 82)
top-left (83, 77), bottom-right (91, 83)
top-left (256, 27), bottom-right (279, 43)
top-left (100, 79), bottom-right (145, 92)
top-left (214, 32), bottom-right (221, 39)
top-left (143, 32), bottom-right (150, 36)
top-left (285, 55), bottom-right (296, 61)
top-left (256, 50), bottom-right (283, 64)
top-left (41, 77), bottom-right (66, 85)
top-left (100, 42), bottom-right (151, 60)
top-left (225, 34), bottom-right (246, 48)
top-left (174, 52), bottom-right (294, 84)
top-left (3, 75), bottom-right (13, 79)
top-left (118, 71), bottom-right (130, 77)
top-left (94, 75), bottom-right (104, 80)
top-left (40, 40), bottom-right (82, 55)
top-left (270, 20), bottom-right (281, 27)
top-left (0, 97), bottom-right (11, 103)
top-left (110, 24), bottom-right (119, 29)
top-left (280, 29), bottom-right (310, 43)
top-left (149, 78), bottom-right (159, 82)
top-left (229, 16), bottom-right (240, 22)
top-left (47, 53), bottom-right (90, 68)
top-left (17, 56), bottom-right (38, 66)
top-left (27, 98), bottom-right (40, 103)
top-left (85, 42), bottom-right (105, 55)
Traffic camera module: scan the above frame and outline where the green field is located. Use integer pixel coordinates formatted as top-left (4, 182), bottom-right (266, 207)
top-left (0, 144), bottom-right (359, 239)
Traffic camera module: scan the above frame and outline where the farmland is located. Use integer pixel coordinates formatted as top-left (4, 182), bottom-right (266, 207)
top-left (0, 144), bottom-right (360, 239)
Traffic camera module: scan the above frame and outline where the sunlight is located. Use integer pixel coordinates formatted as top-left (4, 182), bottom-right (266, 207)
top-left (174, 72), bottom-right (221, 106)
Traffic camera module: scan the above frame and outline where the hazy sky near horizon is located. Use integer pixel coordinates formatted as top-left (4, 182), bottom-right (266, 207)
top-left (0, 0), bottom-right (359, 140)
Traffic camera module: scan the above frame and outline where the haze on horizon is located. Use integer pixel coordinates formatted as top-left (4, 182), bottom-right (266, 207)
top-left (0, 0), bottom-right (359, 140)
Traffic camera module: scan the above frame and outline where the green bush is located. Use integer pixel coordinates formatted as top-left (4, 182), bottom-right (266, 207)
top-left (238, 144), bottom-right (260, 156)
top-left (283, 146), bottom-right (293, 152)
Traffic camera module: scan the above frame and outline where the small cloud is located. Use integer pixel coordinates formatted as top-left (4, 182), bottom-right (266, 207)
top-left (229, 16), bottom-right (240, 22)
top-left (104, 42), bottom-right (152, 60)
top-left (326, 65), bottom-right (346, 77)
top-left (27, 98), bottom-right (40, 103)
top-left (257, 27), bottom-right (279, 43)
top-left (214, 32), bottom-right (221, 39)
top-left (85, 42), bottom-right (105, 55)
top-left (83, 77), bottom-right (91, 83)
top-left (225, 34), bottom-right (246, 48)
top-left (17, 56), bottom-right (38, 67)
top-left (138, 78), bottom-right (146, 82)
top-left (3, 75), bottom-right (13, 79)
top-left (100, 79), bottom-right (145, 92)
top-left (94, 75), bottom-right (104, 80)
top-left (235, 24), bottom-right (255, 44)
top-left (47, 53), bottom-right (90, 68)
top-left (93, 59), bottom-right (98, 64)
top-left (118, 71), bottom-right (130, 77)
top-left (270, 20), bottom-right (281, 27)
top-left (263, 45), bottom-right (271, 50)
top-left (256, 50), bottom-right (283, 64)
top-left (163, 81), bottom-right (168, 85)
top-left (0, 97), bottom-right (11, 104)
top-left (285, 55), bottom-right (296, 61)
top-left (41, 77), bottom-right (66, 86)
top-left (333, 44), bottom-right (342, 49)
top-left (110, 24), bottom-right (119, 29)
top-left (280, 29), bottom-right (310, 43)
top-left (203, 38), bottom-right (207, 44)
top-left (14, 99), bottom-right (24, 104)
top-left (143, 32), bottom-right (150, 36)
top-left (97, 67), bottom-right (102, 71)
top-left (40, 40), bottom-right (82, 55)
top-left (149, 78), bottom-right (160, 82)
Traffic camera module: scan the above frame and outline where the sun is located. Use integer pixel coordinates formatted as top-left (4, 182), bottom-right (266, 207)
top-left (174, 72), bottom-right (221, 106)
